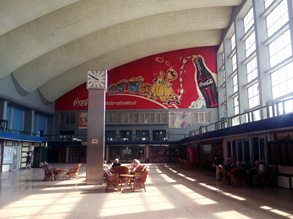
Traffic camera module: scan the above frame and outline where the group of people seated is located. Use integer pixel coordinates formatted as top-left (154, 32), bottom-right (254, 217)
top-left (223, 159), bottom-right (266, 174)
top-left (104, 158), bottom-right (141, 173)
top-left (219, 158), bottom-right (268, 185)
top-left (103, 158), bottom-right (149, 192)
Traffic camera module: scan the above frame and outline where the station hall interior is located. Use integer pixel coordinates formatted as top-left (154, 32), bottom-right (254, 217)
top-left (0, 0), bottom-right (293, 218)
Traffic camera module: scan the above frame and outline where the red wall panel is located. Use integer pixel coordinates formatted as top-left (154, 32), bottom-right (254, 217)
top-left (55, 46), bottom-right (218, 111)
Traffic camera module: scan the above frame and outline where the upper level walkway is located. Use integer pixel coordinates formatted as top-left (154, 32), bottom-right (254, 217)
top-left (0, 163), bottom-right (292, 219)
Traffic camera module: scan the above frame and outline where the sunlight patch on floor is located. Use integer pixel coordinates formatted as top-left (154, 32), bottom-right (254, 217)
top-left (185, 177), bottom-right (196, 181)
top-left (214, 210), bottom-right (252, 219)
top-left (0, 191), bottom-right (83, 218)
top-left (160, 174), bottom-right (176, 182)
top-left (219, 191), bottom-right (246, 201)
top-left (155, 166), bottom-right (163, 173)
top-left (199, 183), bottom-right (246, 201)
top-left (261, 206), bottom-right (293, 218)
top-left (164, 164), bottom-right (196, 181)
top-left (169, 168), bottom-right (178, 173)
top-left (99, 187), bottom-right (174, 217)
top-left (42, 185), bottom-right (97, 191)
top-left (173, 184), bottom-right (217, 205)
top-left (17, 191), bottom-right (82, 200)
top-left (199, 183), bottom-right (219, 191)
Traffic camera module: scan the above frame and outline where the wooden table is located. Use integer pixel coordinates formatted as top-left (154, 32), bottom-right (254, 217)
top-left (56, 168), bottom-right (68, 180)
top-left (119, 174), bottom-right (134, 189)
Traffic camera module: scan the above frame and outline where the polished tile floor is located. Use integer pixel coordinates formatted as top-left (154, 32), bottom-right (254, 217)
top-left (0, 163), bottom-right (292, 219)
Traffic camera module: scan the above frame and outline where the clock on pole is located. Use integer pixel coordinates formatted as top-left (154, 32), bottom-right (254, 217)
top-left (87, 70), bottom-right (107, 90)
top-left (86, 69), bottom-right (107, 184)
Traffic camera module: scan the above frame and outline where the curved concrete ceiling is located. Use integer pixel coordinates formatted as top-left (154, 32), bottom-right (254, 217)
top-left (0, 0), bottom-right (243, 104)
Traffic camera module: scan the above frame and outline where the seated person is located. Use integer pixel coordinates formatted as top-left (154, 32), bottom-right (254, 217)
top-left (225, 158), bottom-right (235, 173)
top-left (130, 159), bottom-right (140, 172)
top-left (111, 158), bottom-right (121, 169)
top-left (252, 160), bottom-right (266, 185)
top-left (258, 161), bottom-right (266, 174)
top-left (44, 163), bottom-right (57, 173)
top-left (103, 160), bottom-right (109, 170)
top-left (43, 163), bottom-right (58, 179)
top-left (239, 161), bottom-right (247, 168)
top-left (224, 159), bottom-right (235, 183)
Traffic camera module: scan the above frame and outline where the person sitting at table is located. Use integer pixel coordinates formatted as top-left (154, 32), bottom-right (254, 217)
top-left (130, 159), bottom-right (140, 172)
top-left (103, 160), bottom-right (109, 170)
top-left (258, 161), bottom-right (266, 174)
top-left (225, 158), bottom-right (235, 172)
top-left (253, 160), bottom-right (266, 185)
top-left (111, 158), bottom-right (121, 169)
top-left (224, 158), bottom-right (235, 184)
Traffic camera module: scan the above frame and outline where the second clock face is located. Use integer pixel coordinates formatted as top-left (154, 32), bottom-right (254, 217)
top-left (87, 70), bottom-right (106, 89)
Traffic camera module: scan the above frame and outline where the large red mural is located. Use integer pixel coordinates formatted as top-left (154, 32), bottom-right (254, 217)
top-left (55, 46), bottom-right (218, 111)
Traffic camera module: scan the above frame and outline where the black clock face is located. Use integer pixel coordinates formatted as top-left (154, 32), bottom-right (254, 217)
top-left (87, 70), bottom-right (106, 89)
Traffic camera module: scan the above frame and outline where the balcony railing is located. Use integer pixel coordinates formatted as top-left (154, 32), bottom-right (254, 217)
top-left (189, 97), bottom-right (293, 136)
top-left (2, 97), bottom-right (292, 143)
top-left (45, 133), bottom-right (189, 142)
top-left (0, 121), bottom-right (41, 137)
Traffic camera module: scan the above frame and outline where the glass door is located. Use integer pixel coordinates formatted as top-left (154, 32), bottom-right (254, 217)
top-left (12, 146), bottom-right (19, 171)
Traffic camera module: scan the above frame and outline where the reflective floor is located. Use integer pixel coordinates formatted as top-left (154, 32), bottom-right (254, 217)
top-left (0, 163), bottom-right (292, 219)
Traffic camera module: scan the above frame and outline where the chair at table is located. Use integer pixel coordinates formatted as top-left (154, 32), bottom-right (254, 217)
top-left (131, 165), bottom-right (144, 174)
top-left (133, 167), bottom-right (149, 192)
top-left (114, 166), bottom-right (129, 174)
top-left (257, 167), bottom-right (272, 185)
top-left (230, 168), bottom-right (247, 186)
top-left (104, 168), bottom-right (120, 192)
top-left (67, 163), bottom-right (81, 180)
top-left (115, 166), bottom-right (131, 188)
top-left (43, 163), bottom-right (57, 181)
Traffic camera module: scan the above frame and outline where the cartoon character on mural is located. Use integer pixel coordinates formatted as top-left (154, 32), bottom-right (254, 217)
top-left (116, 79), bottom-right (128, 93)
top-left (148, 71), bottom-right (164, 100)
top-left (128, 76), bottom-right (144, 94)
top-left (148, 68), bottom-right (180, 105)
top-left (140, 83), bottom-right (152, 96)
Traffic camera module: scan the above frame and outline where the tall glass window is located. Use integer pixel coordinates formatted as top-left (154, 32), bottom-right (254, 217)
top-left (265, 0), bottom-right (274, 9)
top-left (231, 34), bottom-right (236, 50)
top-left (245, 31), bottom-right (256, 57)
top-left (266, 0), bottom-right (289, 37)
top-left (248, 83), bottom-right (260, 108)
top-left (232, 97), bottom-right (240, 125)
top-left (271, 62), bottom-right (293, 99)
top-left (246, 57), bottom-right (258, 82)
top-left (233, 75), bottom-right (238, 93)
top-left (232, 54), bottom-right (237, 72)
top-left (268, 30), bottom-right (292, 67)
top-left (244, 8), bottom-right (254, 33)
top-left (234, 96), bottom-right (239, 115)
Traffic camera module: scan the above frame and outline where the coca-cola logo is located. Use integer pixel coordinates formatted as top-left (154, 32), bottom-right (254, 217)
top-left (73, 98), bottom-right (88, 107)
top-left (199, 78), bottom-right (213, 87)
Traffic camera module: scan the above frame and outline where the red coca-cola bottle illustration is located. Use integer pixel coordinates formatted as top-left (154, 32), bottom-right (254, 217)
top-left (193, 56), bottom-right (218, 108)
